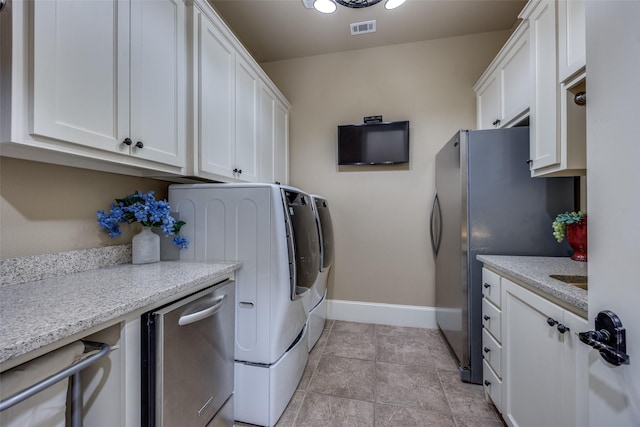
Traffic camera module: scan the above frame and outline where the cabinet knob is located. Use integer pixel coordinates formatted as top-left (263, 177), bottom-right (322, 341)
top-left (547, 317), bottom-right (559, 327)
top-left (483, 315), bottom-right (491, 321)
top-left (492, 119), bottom-right (501, 127)
top-left (557, 324), bottom-right (570, 334)
top-left (135, 141), bottom-right (144, 149)
top-left (233, 168), bottom-right (238, 173)
top-left (123, 138), bottom-right (132, 146)
top-left (483, 283), bottom-right (491, 289)
top-left (484, 346), bottom-right (491, 353)
top-left (238, 169), bottom-right (242, 174)
top-left (484, 380), bottom-right (491, 386)
top-left (526, 159), bottom-right (533, 165)
top-left (574, 91), bottom-right (586, 106)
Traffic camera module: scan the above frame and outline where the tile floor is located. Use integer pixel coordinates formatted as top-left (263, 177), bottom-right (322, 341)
top-left (236, 320), bottom-right (505, 427)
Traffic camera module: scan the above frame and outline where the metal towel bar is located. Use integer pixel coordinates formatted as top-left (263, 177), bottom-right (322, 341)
top-left (0, 340), bottom-right (110, 427)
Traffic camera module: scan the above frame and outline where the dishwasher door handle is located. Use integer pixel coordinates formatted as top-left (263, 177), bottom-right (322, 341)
top-left (178, 295), bottom-right (227, 326)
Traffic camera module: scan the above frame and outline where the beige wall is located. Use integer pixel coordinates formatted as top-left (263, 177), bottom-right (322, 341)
top-left (263, 31), bottom-right (509, 307)
top-left (0, 157), bottom-right (170, 258)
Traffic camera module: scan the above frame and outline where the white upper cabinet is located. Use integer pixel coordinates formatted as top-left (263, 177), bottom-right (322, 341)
top-left (521, 0), bottom-right (586, 177)
top-left (273, 100), bottom-right (290, 185)
top-left (194, 11), bottom-right (236, 178)
top-left (187, 0), bottom-right (290, 184)
top-left (557, 0), bottom-right (586, 83)
top-left (474, 21), bottom-right (530, 130)
top-left (234, 55), bottom-right (260, 182)
top-left (30, 0), bottom-right (186, 169)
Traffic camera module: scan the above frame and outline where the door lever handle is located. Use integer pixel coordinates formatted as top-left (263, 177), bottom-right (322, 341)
top-left (578, 310), bottom-right (630, 366)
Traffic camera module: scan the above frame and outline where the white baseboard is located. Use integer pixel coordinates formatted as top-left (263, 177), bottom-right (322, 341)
top-left (326, 299), bottom-right (437, 329)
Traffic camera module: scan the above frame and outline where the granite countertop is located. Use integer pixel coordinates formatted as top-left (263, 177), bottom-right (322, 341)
top-left (477, 255), bottom-right (588, 315)
top-left (0, 260), bottom-right (241, 366)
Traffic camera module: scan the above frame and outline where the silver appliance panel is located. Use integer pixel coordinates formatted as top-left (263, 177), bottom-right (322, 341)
top-left (143, 280), bottom-right (235, 427)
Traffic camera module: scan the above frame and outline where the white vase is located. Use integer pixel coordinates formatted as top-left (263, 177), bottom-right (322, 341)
top-left (132, 227), bottom-right (160, 265)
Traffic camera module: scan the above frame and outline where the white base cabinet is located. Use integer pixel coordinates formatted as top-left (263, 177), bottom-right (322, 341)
top-left (499, 275), bottom-right (588, 427)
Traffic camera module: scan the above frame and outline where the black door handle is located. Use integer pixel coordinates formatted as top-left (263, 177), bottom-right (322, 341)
top-left (579, 310), bottom-right (630, 366)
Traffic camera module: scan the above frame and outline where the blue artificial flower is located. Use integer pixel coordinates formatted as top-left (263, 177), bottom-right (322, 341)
top-left (96, 191), bottom-right (189, 249)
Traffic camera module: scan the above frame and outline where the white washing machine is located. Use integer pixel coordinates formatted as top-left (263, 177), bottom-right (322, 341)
top-left (305, 195), bottom-right (334, 351)
top-left (168, 183), bottom-right (319, 426)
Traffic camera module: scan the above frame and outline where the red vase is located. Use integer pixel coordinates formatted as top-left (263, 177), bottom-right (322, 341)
top-left (567, 218), bottom-right (587, 262)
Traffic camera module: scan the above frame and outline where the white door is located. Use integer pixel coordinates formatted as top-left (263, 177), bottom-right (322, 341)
top-left (129, 0), bottom-right (186, 167)
top-left (585, 2), bottom-right (640, 425)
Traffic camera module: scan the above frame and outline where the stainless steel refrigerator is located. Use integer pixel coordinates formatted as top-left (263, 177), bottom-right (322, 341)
top-left (430, 128), bottom-right (575, 384)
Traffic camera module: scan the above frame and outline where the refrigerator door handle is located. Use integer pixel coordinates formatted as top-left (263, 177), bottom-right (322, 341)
top-left (430, 193), bottom-right (442, 257)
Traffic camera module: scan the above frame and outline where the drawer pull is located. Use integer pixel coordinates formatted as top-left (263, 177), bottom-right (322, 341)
top-left (483, 315), bottom-right (491, 321)
top-left (484, 346), bottom-right (491, 353)
top-left (483, 282), bottom-right (491, 289)
top-left (557, 324), bottom-right (570, 334)
top-left (484, 380), bottom-right (491, 386)
top-left (547, 317), bottom-right (559, 327)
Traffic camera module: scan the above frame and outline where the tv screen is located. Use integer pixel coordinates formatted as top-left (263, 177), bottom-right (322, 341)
top-left (337, 121), bottom-right (410, 165)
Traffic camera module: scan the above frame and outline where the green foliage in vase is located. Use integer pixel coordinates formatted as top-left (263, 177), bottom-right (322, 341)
top-left (552, 211), bottom-right (586, 243)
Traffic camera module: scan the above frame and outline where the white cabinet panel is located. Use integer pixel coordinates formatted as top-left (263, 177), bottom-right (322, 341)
top-left (501, 277), bottom-right (587, 427)
top-left (259, 84), bottom-right (276, 183)
top-left (234, 56), bottom-right (259, 182)
top-left (557, 0), bottom-right (585, 83)
top-left (521, 0), bottom-right (586, 177)
top-left (528, 0), bottom-right (559, 171)
top-left (477, 74), bottom-right (502, 129)
top-left (188, 1), bottom-right (290, 184)
top-left (129, 0), bottom-right (186, 166)
top-left (474, 22), bottom-right (530, 130)
top-left (197, 11), bottom-right (235, 177)
top-left (274, 101), bottom-right (290, 185)
top-left (30, 0), bottom-right (185, 169)
top-left (32, 0), bottom-right (126, 152)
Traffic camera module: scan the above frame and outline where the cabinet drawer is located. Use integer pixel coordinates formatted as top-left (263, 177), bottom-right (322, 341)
top-left (482, 328), bottom-right (502, 377)
top-left (482, 298), bottom-right (502, 341)
top-left (483, 359), bottom-right (502, 414)
top-left (482, 267), bottom-right (501, 307)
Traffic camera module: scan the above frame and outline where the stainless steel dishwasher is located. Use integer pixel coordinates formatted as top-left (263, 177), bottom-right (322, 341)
top-left (142, 280), bottom-right (235, 427)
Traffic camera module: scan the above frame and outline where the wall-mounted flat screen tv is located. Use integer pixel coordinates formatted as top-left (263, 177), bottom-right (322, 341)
top-left (337, 121), bottom-right (410, 165)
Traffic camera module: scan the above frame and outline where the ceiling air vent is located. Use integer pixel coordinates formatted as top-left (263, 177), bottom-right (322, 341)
top-left (350, 20), bottom-right (376, 35)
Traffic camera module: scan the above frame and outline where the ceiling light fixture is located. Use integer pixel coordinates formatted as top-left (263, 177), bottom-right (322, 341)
top-left (309, 0), bottom-right (405, 13)
top-left (384, 0), bottom-right (406, 10)
top-left (313, 0), bottom-right (337, 13)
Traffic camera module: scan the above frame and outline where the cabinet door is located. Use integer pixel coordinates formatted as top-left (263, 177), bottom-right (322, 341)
top-left (557, 0), bottom-right (586, 83)
top-left (501, 23), bottom-right (530, 127)
top-left (197, 11), bottom-right (235, 177)
top-left (476, 72), bottom-right (502, 129)
top-left (559, 310), bottom-right (589, 427)
top-left (32, 0), bottom-right (128, 153)
top-left (234, 56), bottom-right (260, 182)
top-left (273, 100), bottom-right (290, 185)
top-left (503, 281), bottom-right (564, 427)
top-left (129, 0), bottom-right (186, 167)
top-left (528, 0), bottom-right (559, 171)
top-left (258, 83), bottom-right (276, 183)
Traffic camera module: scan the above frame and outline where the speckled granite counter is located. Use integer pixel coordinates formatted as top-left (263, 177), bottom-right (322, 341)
top-left (0, 260), bottom-right (241, 366)
top-left (477, 255), bottom-right (588, 316)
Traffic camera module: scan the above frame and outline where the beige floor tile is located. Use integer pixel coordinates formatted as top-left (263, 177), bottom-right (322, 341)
top-left (376, 333), bottom-right (432, 366)
top-left (375, 403), bottom-right (457, 427)
top-left (294, 391), bottom-right (374, 427)
top-left (375, 362), bottom-right (450, 412)
top-left (307, 355), bottom-right (376, 401)
top-left (324, 330), bottom-right (376, 360)
top-left (331, 320), bottom-right (376, 335)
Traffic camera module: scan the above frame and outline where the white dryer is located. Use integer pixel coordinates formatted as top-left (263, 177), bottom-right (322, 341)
top-left (168, 183), bottom-right (319, 426)
top-left (305, 195), bottom-right (334, 351)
